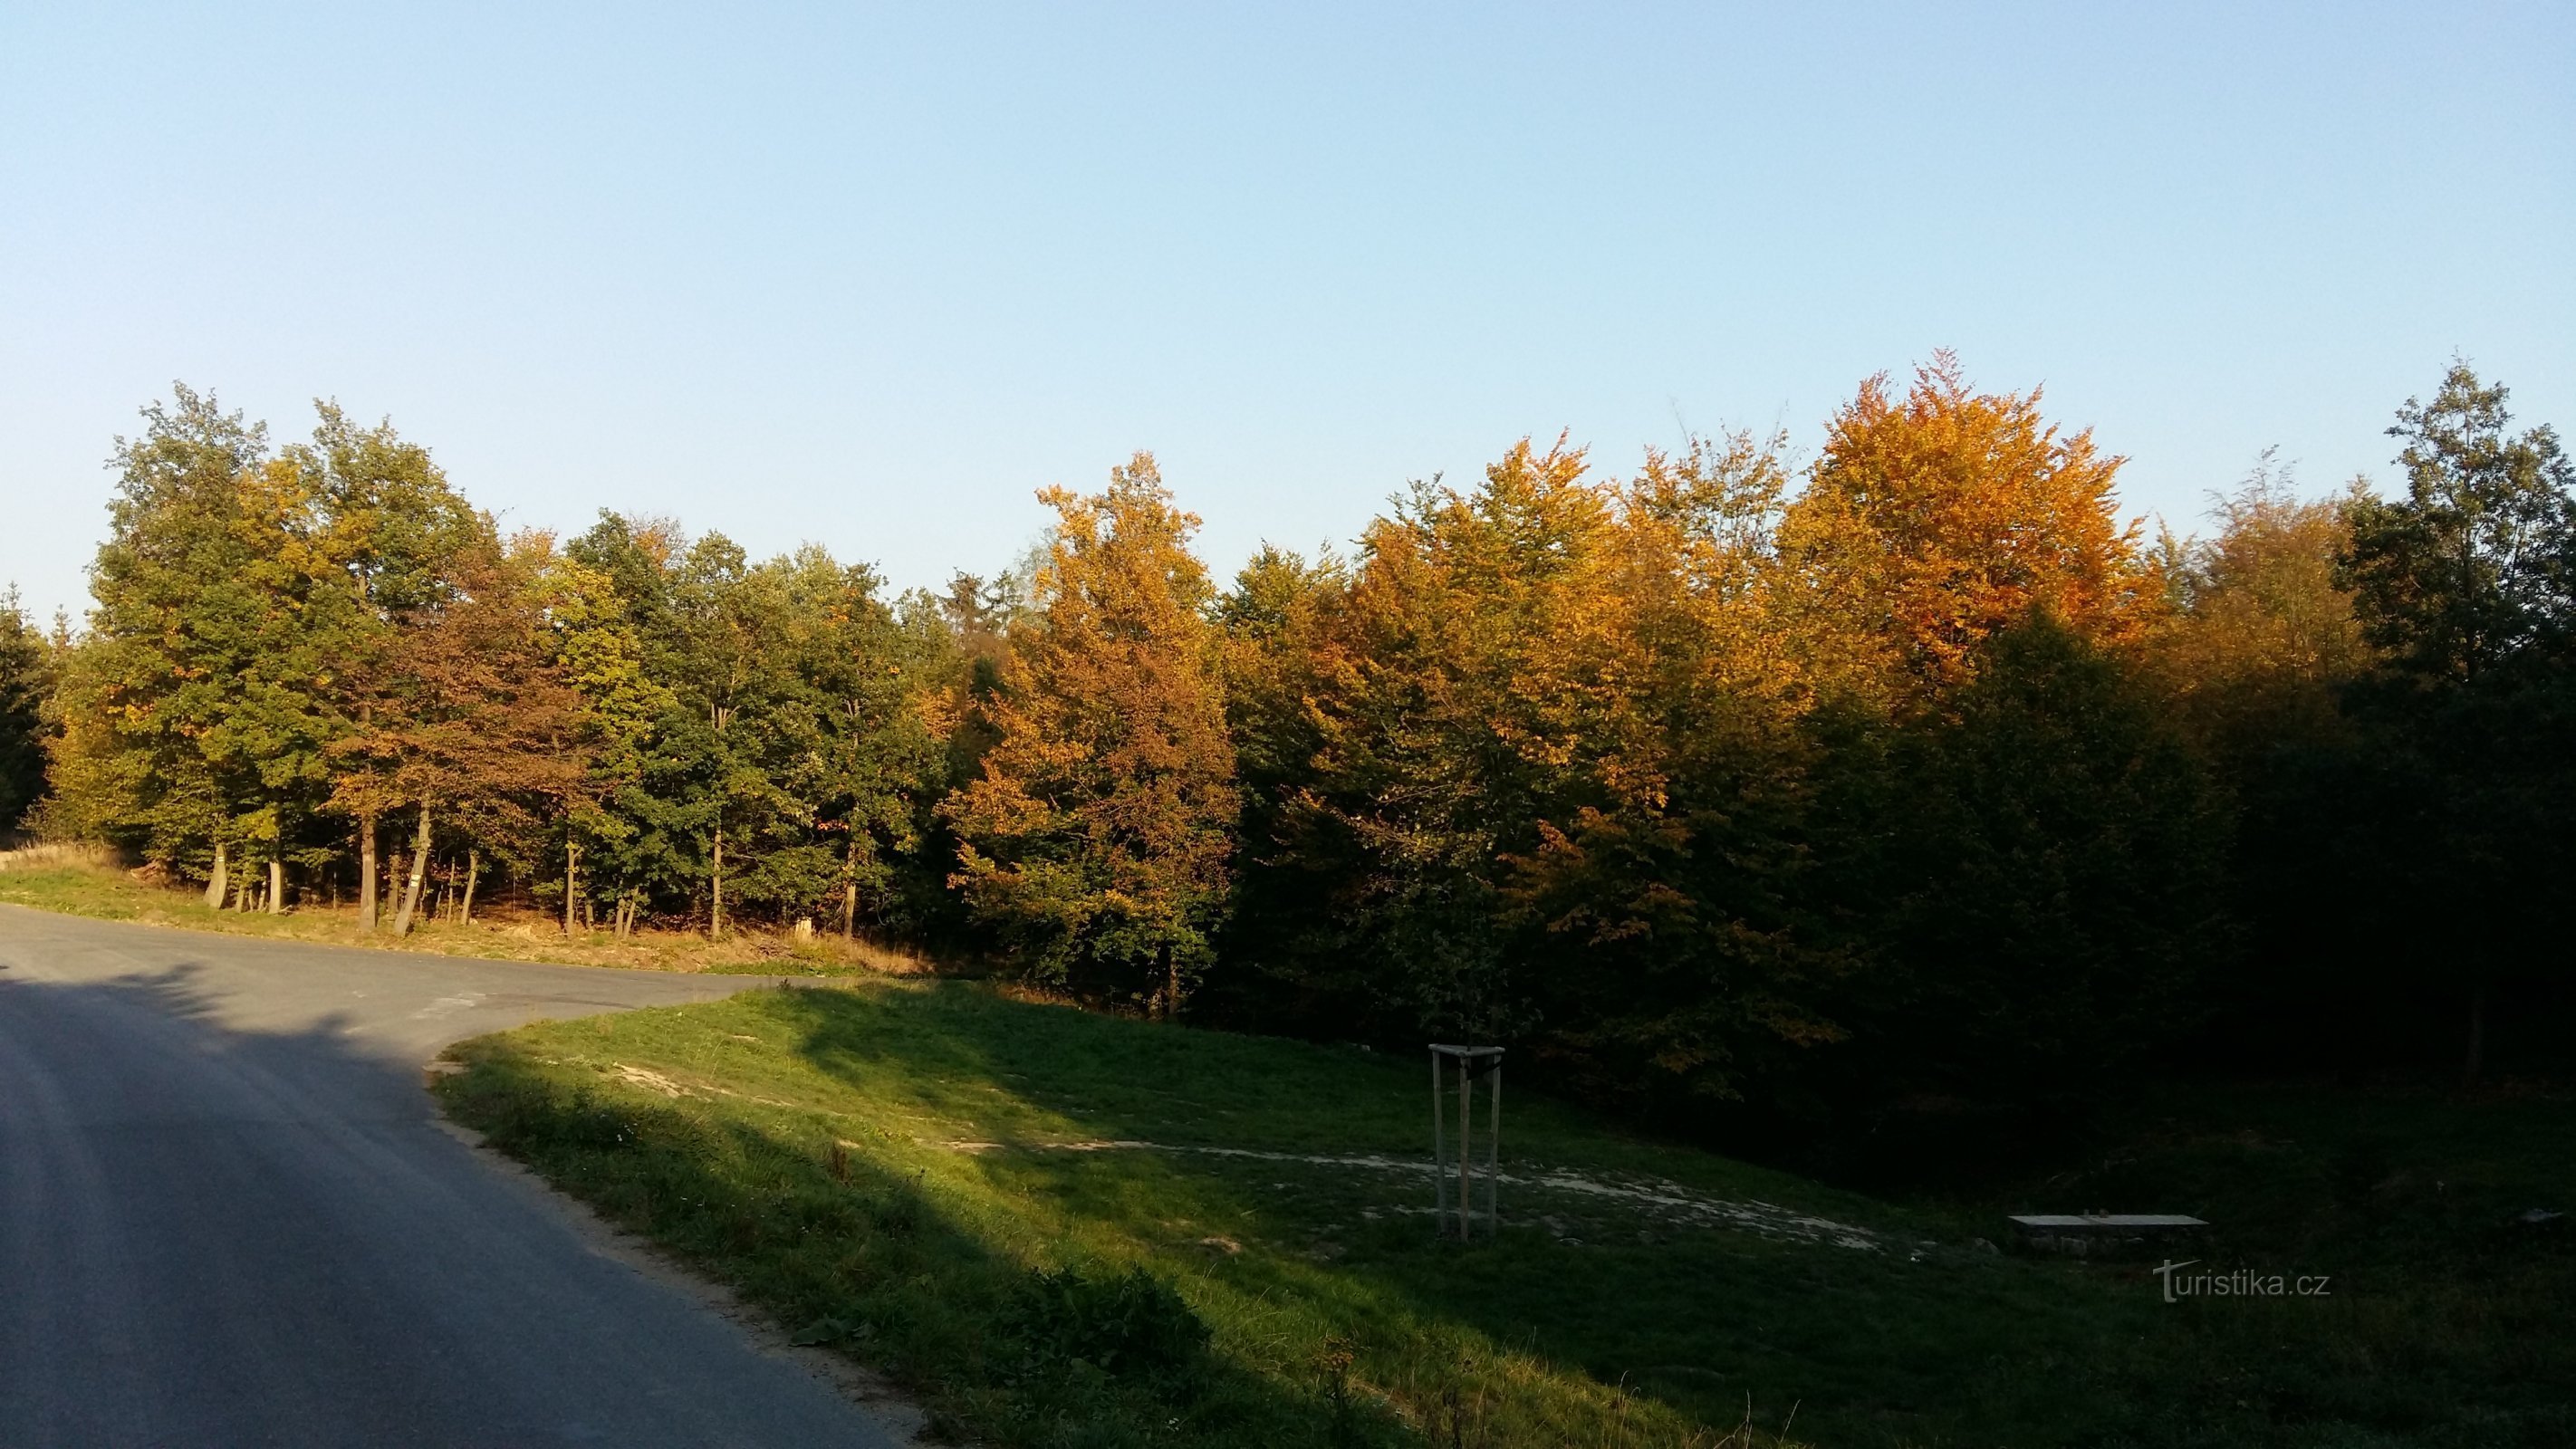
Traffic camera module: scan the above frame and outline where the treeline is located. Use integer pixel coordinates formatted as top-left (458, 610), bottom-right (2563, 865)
top-left (6, 357), bottom-right (2571, 1152)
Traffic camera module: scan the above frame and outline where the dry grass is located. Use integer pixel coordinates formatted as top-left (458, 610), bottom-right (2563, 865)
top-left (0, 841), bottom-right (119, 874)
top-left (0, 855), bottom-right (948, 978)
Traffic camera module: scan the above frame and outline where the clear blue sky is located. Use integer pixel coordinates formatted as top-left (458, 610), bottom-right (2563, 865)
top-left (4, 2), bottom-right (2568, 622)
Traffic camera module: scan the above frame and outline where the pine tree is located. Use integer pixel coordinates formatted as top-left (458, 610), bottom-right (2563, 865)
top-left (0, 589), bottom-right (52, 834)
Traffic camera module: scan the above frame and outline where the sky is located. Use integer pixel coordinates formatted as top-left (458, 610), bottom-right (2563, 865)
top-left (3, 2), bottom-right (2569, 623)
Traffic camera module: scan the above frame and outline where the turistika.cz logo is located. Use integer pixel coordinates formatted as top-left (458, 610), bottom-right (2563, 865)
top-left (2152, 1260), bottom-right (2331, 1303)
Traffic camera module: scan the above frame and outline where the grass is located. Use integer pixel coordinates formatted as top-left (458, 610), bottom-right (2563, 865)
top-left (0, 859), bottom-right (930, 976)
top-left (431, 979), bottom-right (2576, 1448)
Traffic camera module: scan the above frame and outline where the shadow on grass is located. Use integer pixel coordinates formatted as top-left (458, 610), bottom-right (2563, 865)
top-left (792, 984), bottom-right (2576, 1449)
top-left (440, 1025), bottom-right (1430, 1448)
top-left (444, 981), bottom-right (2576, 1449)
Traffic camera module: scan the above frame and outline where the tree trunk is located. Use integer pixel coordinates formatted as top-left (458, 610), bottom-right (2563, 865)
top-left (1159, 943), bottom-right (1178, 1021)
top-left (358, 814), bottom-right (379, 931)
top-left (204, 841), bottom-right (227, 909)
top-left (841, 836), bottom-right (860, 940)
top-left (563, 841), bottom-right (581, 936)
top-left (461, 849), bottom-right (479, 925)
top-left (268, 857), bottom-right (284, 916)
top-left (711, 822), bottom-right (725, 938)
top-left (391, 804), bottom-right (432, 936)
top-left (2462, 984), bottom-right (2487, 1089)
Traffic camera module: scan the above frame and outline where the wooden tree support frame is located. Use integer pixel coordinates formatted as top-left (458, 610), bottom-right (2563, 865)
top-left (1429, 1044), bottom-right (1504, 1240)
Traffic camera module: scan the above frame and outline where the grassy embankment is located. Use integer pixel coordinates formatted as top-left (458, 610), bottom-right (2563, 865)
top-left (0, 856), bottom-right (923, 975)
top-left (433, 979), bottom-right (2576, 1448)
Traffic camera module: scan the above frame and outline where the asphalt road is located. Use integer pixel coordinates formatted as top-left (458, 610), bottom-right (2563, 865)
top-left (0, 905), bottom-right (911, 1448)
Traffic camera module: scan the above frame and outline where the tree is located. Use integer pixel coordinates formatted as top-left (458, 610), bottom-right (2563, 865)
top-left (2342, 362), bottom-right (2576, 685)
top-left (787, 552), bottom-right (946, 939)
top-left (2324, 363), bottom-right (2576, 1084)
top-left (944, 454), bottom-right (1239, 1013)
top-left (1778, 353), bottom-right (2157, 697)
top-left (1497, 433), bottom-right (1841, 1110)
top-left (2153, 451), bottom-right (2374, 763)
top-left (51, 386), bottom-right (277, 888)
top-left (329, 531), bottom-right (591, 935)
top-left (1261, 438), bottom-right (1622, 1043)
top-left (295, 403), bottom-right (485, 926)
top-left (535, 530), bottom-right (671, 936)
top-left (0, 590), bottom-right (52, 834)
top-left (1234, 433), bottom-right (1843, 1108)
top-left (1866, 613), bottom-right (2229, 1115)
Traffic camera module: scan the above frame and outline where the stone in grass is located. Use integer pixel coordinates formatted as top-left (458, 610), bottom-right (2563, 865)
top-left (2008, 1214), bottom-right (2207, 1259)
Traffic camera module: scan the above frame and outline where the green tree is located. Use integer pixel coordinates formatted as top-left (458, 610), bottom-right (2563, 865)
top-left (0, 590), bottom-right (52, 833)
top-left (2321, 363), bottom-right (2576, 1083)
top-left (2342, 362), bottom-right (2576, 683)
top-left (52, 386), bottom-right (277, 892)
top-left (1866, 613), bottom-right (2229, 1115)
top-left (785, 551), bottom-right (946, 938)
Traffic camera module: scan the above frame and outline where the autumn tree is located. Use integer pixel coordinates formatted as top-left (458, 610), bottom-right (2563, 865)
top-left (1778, 353), bottom-right (2157, 698)
top-left (1256, 439), bottom-right (1625, 1043)
top-left (329, 530), bottom-right (590, 935)
top-left (944, 454), bottom-right (1238, 1012)
top-left (295, 405), bottom-right (485, 925)
top-left (1226, 434), bottom-right (1844, 1110)
top-left (1495, 432), bottom-right (1842, 1108)
top-left (2152, 451), bottom-right (2373, 761)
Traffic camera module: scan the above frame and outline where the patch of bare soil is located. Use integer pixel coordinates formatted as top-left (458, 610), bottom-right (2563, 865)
top-left (935, 1137), bottom-right (1881, 1250)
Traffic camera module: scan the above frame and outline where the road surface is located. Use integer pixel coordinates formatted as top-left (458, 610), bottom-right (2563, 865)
top-left (0, 905), bottom-right (912, 1447)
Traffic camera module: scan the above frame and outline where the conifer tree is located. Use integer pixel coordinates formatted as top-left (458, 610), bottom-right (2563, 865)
top-left (0, 590), bottom-right (51, 834)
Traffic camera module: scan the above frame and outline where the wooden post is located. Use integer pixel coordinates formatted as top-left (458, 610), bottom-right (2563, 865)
top-left (563, 841), bottom-right (581, 936)
top-left (710, 820), bottom-right (725, 938)
top-left (1457, 1057), bottom-right (1474, 1240)
top-left (358, 814), bottom-right (379, 930)
top-left (1431, 1050), bottom-right (1447, 1233)
top-left (1485, 1059), bottom-right (1502, 1233)
top-left (1428, 1045), bottom-right (1504, 1241)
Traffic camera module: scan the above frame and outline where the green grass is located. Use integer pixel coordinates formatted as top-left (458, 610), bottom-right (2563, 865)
top-left (432, 980), bottom-right (2576, 1448)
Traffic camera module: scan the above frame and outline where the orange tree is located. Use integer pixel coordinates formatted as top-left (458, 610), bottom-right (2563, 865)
top-left (1777, 351), bottom-right (2158, 698)
top-left (943, 455), bottom-right (1239, 1013)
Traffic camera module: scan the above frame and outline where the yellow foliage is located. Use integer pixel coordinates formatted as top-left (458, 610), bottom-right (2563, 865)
top-left (1776, 351), bottom-right (2158, 698)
